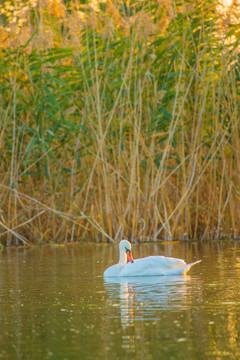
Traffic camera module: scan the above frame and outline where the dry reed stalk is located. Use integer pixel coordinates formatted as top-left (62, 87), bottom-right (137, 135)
top-left (0, 0), bottom-right (239, 244)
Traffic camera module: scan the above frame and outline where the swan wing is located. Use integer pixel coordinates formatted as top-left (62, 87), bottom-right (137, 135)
top-left (118, 256), bottom-right (201, 276)
top-left (118, 256), bottom-right (186, 276)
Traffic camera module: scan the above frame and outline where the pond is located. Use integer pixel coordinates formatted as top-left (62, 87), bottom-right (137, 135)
top-left (0, 241), bottom-right (240, 360)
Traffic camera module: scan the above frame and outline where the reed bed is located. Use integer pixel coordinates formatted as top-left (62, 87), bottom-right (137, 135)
top-left (0, 0), bottom-right (240, 245)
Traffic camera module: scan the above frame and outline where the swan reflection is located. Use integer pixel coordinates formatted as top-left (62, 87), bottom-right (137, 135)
top-left (104, 276), bottom-right (192, 352)
top-left (105, 276), bottom-right (191, 323)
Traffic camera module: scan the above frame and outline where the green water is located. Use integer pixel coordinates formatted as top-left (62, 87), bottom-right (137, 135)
top-left (0, 241), bottom-right (240, 360)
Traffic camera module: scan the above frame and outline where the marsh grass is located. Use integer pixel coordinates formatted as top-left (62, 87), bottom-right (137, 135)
top-left (0, 0), bottom-right (240, 245)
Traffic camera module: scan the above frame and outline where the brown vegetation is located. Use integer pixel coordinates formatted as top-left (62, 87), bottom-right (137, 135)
top-left (0, 0), bottom-right (240, 245)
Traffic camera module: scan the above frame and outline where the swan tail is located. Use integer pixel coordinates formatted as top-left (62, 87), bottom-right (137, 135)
top-left (182, 260), bottom-right (201, 275)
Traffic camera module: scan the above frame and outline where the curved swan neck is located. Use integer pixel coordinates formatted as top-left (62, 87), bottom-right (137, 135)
top-left (118, 250), bottom-right (127, 265)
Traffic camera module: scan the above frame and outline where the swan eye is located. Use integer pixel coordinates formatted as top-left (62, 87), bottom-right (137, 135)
top-left (125, 247), bottom-right (130, 253)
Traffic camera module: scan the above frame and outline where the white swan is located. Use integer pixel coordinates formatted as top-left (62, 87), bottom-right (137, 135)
top-left (103, 240), bottom-right (201, 277)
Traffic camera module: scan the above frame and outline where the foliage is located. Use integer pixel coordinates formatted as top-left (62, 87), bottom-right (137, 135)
top-left (0, 0), bottom-right (240, 245)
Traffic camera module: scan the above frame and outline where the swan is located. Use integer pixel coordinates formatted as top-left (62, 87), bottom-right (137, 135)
top-left (103, 240), bottom-right (201, 277)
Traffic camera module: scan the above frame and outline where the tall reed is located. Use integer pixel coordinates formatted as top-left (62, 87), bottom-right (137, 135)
top-left (0, 0), bottom-right (239, 245)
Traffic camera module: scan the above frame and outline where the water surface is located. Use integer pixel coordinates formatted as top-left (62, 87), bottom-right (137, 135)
top-left (1, 241), bottom-right (240, 359)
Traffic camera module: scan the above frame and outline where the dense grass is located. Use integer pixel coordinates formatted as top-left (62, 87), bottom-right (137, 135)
top-left (0, 0), bottom-right (240, 245)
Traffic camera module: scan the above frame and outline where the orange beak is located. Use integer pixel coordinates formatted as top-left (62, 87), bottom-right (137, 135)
top-left (126, 250), bottom-right (134, 263)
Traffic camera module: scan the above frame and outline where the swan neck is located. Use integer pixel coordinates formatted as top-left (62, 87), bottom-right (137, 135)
top-left (118, 250), bottom-right (127, 265)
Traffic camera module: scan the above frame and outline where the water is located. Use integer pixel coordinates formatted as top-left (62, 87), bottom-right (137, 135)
top-left (0, 241), bottom-right (240, 360)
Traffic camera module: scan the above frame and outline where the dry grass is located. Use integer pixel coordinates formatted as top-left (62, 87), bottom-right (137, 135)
top-left (0, 0), bottom-right (240, 245)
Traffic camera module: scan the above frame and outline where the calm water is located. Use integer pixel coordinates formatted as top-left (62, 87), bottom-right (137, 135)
top-left (1, 241), bottom-right (240, 360)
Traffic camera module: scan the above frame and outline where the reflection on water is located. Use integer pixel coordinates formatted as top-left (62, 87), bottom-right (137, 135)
top-left (105, 275), bottom-right (192, 321)
top-left (104, 276), bottom-right (196, 353)
top-left (1, 241), bottom-right (240, 360)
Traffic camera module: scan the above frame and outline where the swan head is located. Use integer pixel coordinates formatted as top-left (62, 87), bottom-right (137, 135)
top-left (119, 240), bottom-right (134, 263)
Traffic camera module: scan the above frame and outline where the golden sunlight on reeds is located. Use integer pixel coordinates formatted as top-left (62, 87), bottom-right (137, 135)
top-left (0, 0), bottom-right (240, 245)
